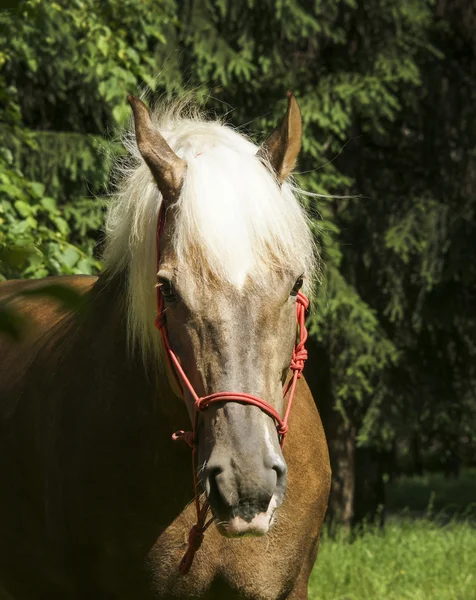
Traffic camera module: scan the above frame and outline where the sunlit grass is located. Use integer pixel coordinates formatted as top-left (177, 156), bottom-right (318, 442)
top-left (309, 517), bottom-right (476, 600)
top-left (309, 469), bottom-right (476, 600)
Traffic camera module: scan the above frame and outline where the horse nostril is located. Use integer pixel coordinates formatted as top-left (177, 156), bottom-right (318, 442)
top-left (273, 459), bottom-right (287, 486)
top-left (204, 463), bottom-right (230, 509)
top-left (204, 452), bottom-right (287, 523)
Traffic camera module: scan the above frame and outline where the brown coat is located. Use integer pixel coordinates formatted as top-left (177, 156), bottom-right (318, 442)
top-left (0, 275), bottom-right (330, 600)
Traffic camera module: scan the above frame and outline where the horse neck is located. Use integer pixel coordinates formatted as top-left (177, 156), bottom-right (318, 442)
top-left (84, 271), bottom-right (182, 420)
top-left (19, 271), bottom-right (186, 485)
top-left (34, 272), bottom-right (192, 542)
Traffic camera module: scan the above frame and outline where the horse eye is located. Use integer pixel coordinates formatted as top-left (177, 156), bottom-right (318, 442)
top-left (158, 278), bottom-right (176, 301)
top-left (291, 276), bottom-right (304, 296)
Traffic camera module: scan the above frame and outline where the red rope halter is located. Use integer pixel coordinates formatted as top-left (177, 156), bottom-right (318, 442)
top-left (154, 203), bottom-right (309, 574)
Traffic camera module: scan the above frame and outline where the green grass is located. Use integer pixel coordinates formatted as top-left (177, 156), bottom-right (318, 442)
top-left (309, 470), bottom-right (476, 600)
top-left (309, 518), bottom-right (476, 600)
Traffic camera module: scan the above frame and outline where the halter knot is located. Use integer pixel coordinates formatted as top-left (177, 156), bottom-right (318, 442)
top-left (195, 397), bottom-right (208, 412)
top-left (172, 430), bottom-right (196, 448)
top-left (178, 523), bottom-right (206, 575)
top-left (296, 293), bottom-right (310, 311)
top-left (290, 347), bottom-right (308, 377)
top-left (187, 523), bottom-right (205, 551)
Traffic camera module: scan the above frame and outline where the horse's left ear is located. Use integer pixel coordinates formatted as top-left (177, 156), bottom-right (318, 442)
top-left (258, 91), bottom-right (302, 183)
top-left (128, 95), bottom-right (186, 203)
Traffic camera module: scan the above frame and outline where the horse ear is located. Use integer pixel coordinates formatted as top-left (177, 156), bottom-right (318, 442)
top-left (127, 95), bottom-right (186, 202)
top-left (258, 91), bottom-right (302, 183)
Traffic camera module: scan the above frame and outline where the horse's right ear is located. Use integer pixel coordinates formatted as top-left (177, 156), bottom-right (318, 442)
top-left (258, 91), bottom-right (302, 183)
top-left (128, 95), bottom-right (186, 202)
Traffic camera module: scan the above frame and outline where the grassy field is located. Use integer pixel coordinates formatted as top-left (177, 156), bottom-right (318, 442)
top-left (309, 470), bottom-right (476, 600)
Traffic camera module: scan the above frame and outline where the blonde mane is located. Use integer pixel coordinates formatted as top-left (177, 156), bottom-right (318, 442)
top-left (103, 100), bottom-right (318, 362)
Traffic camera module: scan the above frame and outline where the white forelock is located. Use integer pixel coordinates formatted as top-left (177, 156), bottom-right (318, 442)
top-left (103, 101), bottom-right (318, 361)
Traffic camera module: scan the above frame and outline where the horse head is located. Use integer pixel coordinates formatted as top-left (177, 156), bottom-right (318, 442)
top-left (123, 93), bottom-right (315, 539)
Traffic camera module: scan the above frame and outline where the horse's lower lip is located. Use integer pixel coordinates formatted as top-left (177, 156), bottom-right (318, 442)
top-left (213, 497), bottom-right (278, 538)
top-left (216, 513), bottom-right (272, 538)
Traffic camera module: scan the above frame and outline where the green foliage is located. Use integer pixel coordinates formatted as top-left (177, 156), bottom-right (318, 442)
top-left (0, 76), bottom-right (100, 278)
top-left (0, 145), bottom-right (100, 279)
top-left (310, 263), bottom-right (397, 419)
top-left (0, 0), bottom-right (179, 282)
top-left (1, 0), bottom-right (178, 130)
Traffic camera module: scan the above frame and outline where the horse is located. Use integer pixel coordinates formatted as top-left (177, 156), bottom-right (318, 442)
top-left (0, 92), bottom-right (331, 599)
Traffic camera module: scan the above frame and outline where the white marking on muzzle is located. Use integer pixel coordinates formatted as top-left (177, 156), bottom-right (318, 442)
top-left (225, 495), bottom-right (278, 537)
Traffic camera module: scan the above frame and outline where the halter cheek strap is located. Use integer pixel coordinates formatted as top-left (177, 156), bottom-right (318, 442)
top-left (154, 203), bottom-right (309, 574)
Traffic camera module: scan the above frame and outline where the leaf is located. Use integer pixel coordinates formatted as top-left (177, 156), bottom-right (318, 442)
top-left (14, 200), bottom-right (32, 218)
top-left (0, 148), bottom-right (13, 164)
top-left (52, 216), bottom-right (69, 236)
top-left (40, 197), bottom-right (57, 213)
top-left (97, 36), bottom-right (109, 57)
top-left (126, 47), bottom-right (139, 65)
top-left (77, 257), bottom-right (94, 274)
top-left (30, 181), bottom-right (45, 197)
top-left (112, 103), bottom-right (129, 125)
top-left (60, 245), bottom-right (80, 268)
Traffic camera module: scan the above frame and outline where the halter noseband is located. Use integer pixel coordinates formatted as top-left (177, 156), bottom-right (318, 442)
top-left (154, 202), bottom-right (309, 574)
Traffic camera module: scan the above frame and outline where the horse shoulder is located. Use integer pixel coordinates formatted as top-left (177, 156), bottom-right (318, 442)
top-left (0, 274), bottom-right (96, 335)
top-left (0, 275), bottom-right (97, 417)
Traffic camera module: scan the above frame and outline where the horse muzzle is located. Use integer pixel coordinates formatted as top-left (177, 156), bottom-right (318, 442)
top-left (202, 427), bottom-right (287, 537)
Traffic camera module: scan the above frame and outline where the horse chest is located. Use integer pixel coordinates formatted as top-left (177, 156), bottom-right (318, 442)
top-left (144, 508), bottom-right (306, 600)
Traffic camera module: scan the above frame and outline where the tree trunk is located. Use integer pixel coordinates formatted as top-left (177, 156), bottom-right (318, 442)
top-left (411, 433), bottom-right (423, 475)
top-left (353, 447), bottom-right (386, 528)
top-left (325, 413), bottom-right (356, 533)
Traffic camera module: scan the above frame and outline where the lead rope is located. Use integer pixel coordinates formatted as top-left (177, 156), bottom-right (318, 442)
top-left (154, 203), bottom-right (309, 574)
